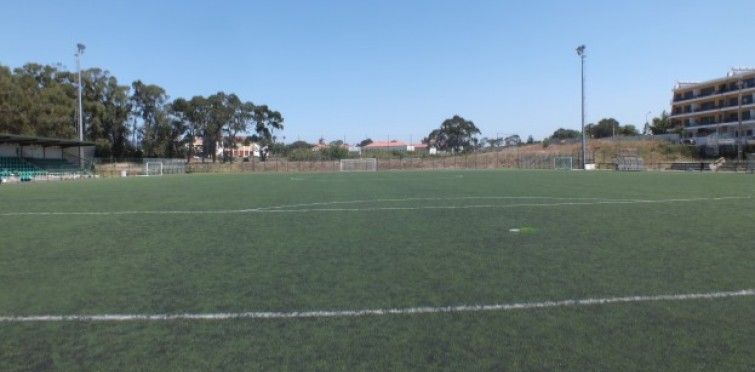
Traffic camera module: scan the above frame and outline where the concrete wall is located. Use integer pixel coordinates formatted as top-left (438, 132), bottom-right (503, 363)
top-left (0, 144), bottom-right (19, 157)
top-left (1, 144), bottom-right (65, 159)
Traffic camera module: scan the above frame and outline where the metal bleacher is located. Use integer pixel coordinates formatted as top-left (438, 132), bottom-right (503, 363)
top-left (613, 156), bottom-right (645, 171)
top-left (0, 156), bottom-right (82, 181)
top-left (0, 156), bottom-right (44, 181)
top-left (25, 158), bottom-right (82, 173)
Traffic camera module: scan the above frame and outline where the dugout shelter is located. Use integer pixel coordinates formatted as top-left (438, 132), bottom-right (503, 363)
top-left (0, 133), bottom-right (95, 181)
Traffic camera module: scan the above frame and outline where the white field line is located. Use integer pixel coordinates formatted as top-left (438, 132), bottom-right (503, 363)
top-left (0, 196), bottom-right (751, 217)
top-left (1, 289), bottom-right (752, 323)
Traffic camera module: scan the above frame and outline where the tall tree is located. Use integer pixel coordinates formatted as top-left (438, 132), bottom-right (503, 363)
top-left (205, 92), bottom-right (235, 162)
top-left (504, 134), bottom-right (521, 146)
top-left (551, 128), bottom-right (581, 140)
top-left (650, 111), bottom-right (676, 135)
top-left (170, 97), bottom-right (194, 161)
top-left (222, 96), bottom-right (250, 162)
top-left (359, 138), bottom-right (373, 147)
top-left (186, 95), bottom-right (211, 160)
top-left (131, 80), bottom-right (170, 157)
top-left (1, 63), bottom-right (78, 138)
top-left (426, 115), bottom-right (480, 153)
top-left (587, 118), bottom-right (620, 138)
top-left (249, 104), bottom-right (284, 145)
top-left (84, 68), bottom-right (132, 158)
top-left (619, 124), bottom-right (639, 136)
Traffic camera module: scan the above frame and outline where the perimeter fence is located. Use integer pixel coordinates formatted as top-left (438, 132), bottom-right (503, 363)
top-left (91, 150), bottom-right (755, 177)
top-left (93, 158), bottom-right (186, 177)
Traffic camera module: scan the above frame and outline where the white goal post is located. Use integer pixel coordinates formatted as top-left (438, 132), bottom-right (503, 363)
top-left (553, 157), bottom-right (574, 170)
top-left (145, 162), bottom-right (164, 176)
top-left (340, 158), bottom-right (377, 172)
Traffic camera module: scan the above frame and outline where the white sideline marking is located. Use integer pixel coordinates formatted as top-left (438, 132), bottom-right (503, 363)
top-left (1, 289), bottom-right (752, 323)
top-left (0, 196), bottom-right (751, 217)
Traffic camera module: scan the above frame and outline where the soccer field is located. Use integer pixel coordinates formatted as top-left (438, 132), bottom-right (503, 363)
top-left (1, 170), bottom-right (754, 370)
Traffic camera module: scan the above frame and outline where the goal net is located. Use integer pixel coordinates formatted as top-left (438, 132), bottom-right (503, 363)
top-left (340, 158), bottom-right (377, 172)
top-left (553, 157), bottom-right (573, 170)
top-left (145, 162), bottom-right (164, 176)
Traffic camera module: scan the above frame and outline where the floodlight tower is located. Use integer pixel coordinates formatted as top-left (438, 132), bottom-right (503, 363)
top-left (576, 45), bottom-right (586, 169)
top-left (737, 78), bottom-right (744, 162)
top-left (76, 43), bottom-right (86, 141)
top-left (76, 43), bottom-right (86, 168)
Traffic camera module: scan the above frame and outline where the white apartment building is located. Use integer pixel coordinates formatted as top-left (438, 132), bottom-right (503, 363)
top-left (670, 68), bottom-right (755, 145)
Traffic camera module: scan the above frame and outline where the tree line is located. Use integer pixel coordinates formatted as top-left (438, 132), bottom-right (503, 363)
top-left (0, 63), bottom-right (283, 161)
top-left (418, 113), bottom-right (676, 153)
top-left (549, 114), bottom-right (674, 141)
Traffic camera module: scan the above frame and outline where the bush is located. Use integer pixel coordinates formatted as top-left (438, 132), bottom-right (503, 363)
top-left (287, 148), bottom-right (320, 162)
top-left (323, 146), bottom-right (349, 160)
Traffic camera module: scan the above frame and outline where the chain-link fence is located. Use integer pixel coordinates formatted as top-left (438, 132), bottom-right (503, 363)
top-left (92, 149), bottom-right (755, 176)
top-left (94, 158), bottom-right (187, 177)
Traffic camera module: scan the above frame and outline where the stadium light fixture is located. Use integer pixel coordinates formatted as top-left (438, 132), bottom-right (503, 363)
top-left (576, 45), bottom-right (586, 169)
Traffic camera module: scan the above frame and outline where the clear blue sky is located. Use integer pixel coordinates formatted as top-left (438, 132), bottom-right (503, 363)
top-left (1, 0), bottom-right (753, 144)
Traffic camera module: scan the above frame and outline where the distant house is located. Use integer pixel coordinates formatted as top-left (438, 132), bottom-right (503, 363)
top-left (189, 137), bottom-right (262, 159)
top-left (228, 143), bottom-right (260, 158)
top-left (410, 143), bottom-right (429, 152)
top-left (364, 141), bottom-right (429, 152)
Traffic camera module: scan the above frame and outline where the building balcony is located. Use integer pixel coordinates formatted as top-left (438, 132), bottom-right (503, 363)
top-left (682, 117), bottom-right (755, 130)
top-left (670, 102), bottom-right (755, 119)
top-left (672, 85), bottom-right (755, 103)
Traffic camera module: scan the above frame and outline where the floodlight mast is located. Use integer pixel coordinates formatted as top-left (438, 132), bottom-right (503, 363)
top-left (76, 43), bottom-right (85, 141)
top-left (576, 45), bottom-right (586, 169)
top-left (76, 43), bottom-right (86, 168)
top-left (737, 78), bottom-right (743, 162)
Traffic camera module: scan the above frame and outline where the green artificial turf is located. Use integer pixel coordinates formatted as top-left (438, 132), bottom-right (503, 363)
top-left (1, 170), bottom-right (754, 370)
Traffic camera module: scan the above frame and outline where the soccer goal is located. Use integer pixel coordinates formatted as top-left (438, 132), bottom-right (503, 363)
top-left (144, 162), bottom-right (164, 176)
top-left (553, 157), bottom-right (574, 170)
top-left (340, 158), bottom-right (377, 172)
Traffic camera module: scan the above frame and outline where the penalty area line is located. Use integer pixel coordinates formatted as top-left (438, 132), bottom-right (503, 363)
top-left (1, 289), bottom-right (753, 323)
